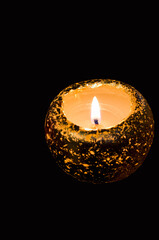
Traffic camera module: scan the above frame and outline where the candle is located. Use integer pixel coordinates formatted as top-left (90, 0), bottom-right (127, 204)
top-left (45, 79), bottom-right (154, 183)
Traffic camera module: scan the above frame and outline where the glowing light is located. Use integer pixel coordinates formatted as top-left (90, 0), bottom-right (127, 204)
top-left (91, 96), bottom-right (101, 125)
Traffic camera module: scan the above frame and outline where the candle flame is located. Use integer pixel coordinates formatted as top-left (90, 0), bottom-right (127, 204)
top-left (91, 96), bottom-right (101, 125)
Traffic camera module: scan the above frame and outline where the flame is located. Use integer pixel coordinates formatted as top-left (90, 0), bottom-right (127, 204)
top-left (91, 96), bottom-right (101, 125)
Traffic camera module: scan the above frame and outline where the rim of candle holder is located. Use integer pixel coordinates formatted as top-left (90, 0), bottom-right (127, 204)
top-left (45, 79), bottom-right (154, 144)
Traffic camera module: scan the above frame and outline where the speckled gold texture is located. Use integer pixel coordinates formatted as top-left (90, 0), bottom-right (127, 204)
top-left (44, 79), bottom-right (154, 183)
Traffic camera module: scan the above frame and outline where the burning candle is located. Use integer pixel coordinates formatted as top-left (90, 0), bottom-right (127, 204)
top-left (45, 79), bottom-right (154, 183)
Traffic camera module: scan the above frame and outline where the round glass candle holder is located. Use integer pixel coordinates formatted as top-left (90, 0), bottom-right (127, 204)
top-left (44, 79), bottom-right (154, 183)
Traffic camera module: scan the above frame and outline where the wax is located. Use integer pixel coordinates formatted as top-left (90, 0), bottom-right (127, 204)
top-left (62, 83), bottom-right (133, 130)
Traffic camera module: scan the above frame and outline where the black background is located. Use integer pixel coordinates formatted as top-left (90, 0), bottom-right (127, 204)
top-left (6, 4), bottom-right (159, 234)
top-left (28, 16), bottom-right (159, 216)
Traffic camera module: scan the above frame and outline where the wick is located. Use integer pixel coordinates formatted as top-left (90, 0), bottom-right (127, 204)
top-left (94, 119), bottom-right (99, 125)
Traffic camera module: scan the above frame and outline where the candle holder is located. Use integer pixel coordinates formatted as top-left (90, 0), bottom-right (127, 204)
top-left (44, 79), bottom-right (154, 183)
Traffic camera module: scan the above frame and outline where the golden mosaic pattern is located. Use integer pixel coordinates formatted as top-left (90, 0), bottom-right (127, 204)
top-left (44, 79), bottom-right (154, 183)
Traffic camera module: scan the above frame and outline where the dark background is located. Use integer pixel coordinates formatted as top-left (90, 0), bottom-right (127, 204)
top-left (27, 12), bottom-right (159, 211)
top-left (6, 7), bottom-right (158, 233)
top-left (6, 4), bottom-right (159, 234)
